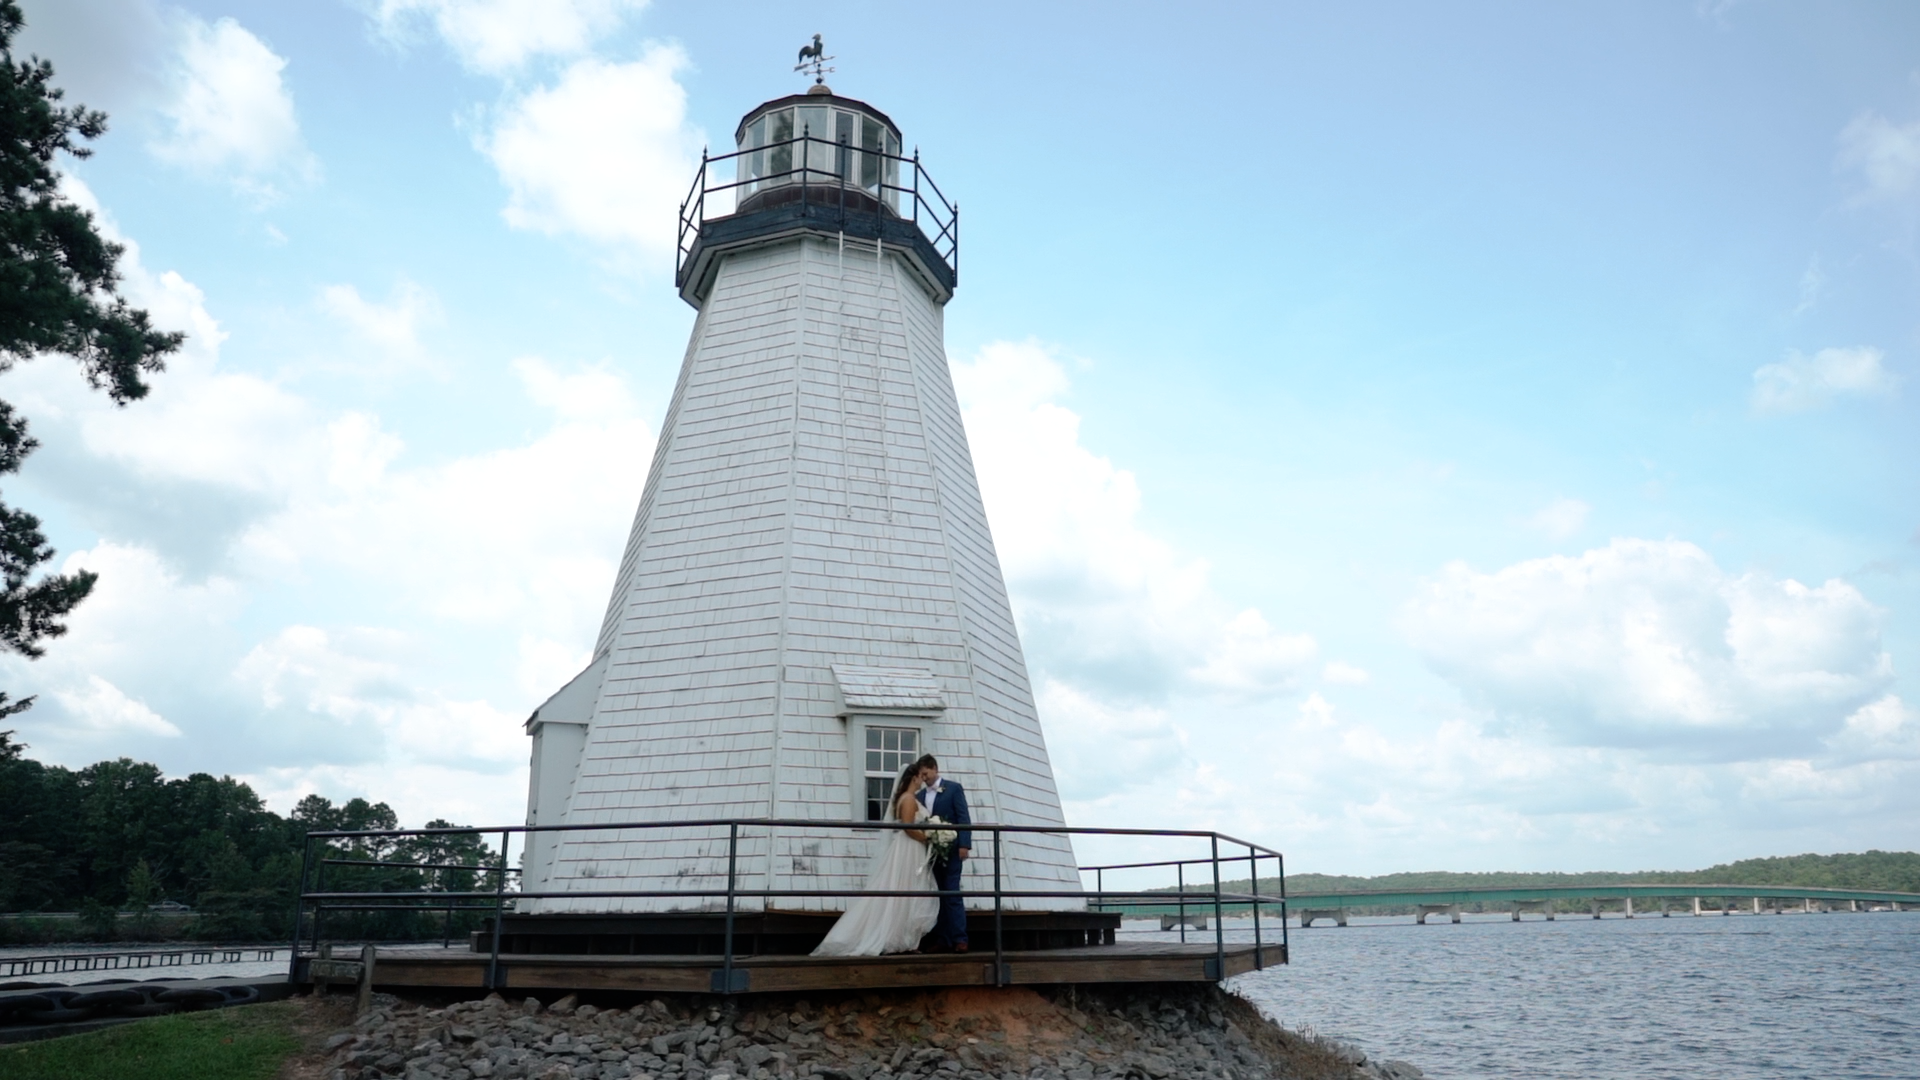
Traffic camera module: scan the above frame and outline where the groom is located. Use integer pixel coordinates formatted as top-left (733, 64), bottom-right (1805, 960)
top-left (913, 754), bottom-right (971, 953)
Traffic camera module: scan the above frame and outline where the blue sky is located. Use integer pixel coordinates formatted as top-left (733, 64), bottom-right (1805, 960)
top-left (4, 0), bottom-right (1916, 875)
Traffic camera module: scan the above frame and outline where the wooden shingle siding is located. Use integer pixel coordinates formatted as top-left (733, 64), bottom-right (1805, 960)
top-left (525, 237), bottom-right (1081, 914)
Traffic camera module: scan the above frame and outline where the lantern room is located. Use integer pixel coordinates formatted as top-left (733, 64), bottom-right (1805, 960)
top-left (733, 86), bottom-right (903, 215)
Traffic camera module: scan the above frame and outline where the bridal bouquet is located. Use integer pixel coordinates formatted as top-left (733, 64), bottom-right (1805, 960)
top-left (924, 815), bottom-right (958, 864)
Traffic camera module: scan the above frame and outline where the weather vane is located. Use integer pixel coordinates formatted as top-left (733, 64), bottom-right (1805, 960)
top-left (794, 34), bottom-right (835, 85)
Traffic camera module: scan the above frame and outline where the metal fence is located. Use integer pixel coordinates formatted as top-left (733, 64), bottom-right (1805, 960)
top-left (291, 819), bottom-right (1286, 993)
top-left (676, 134), bottom-right (959, 288)
top-left (2, 947), bottom-right (282, 979)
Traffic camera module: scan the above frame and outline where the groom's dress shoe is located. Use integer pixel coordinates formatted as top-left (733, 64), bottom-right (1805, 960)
top-left (952, 941), bottom-right (969, 953)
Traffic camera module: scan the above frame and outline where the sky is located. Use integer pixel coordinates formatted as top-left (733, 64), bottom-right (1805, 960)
top-left (2, 0), bottom-right (1917, 876)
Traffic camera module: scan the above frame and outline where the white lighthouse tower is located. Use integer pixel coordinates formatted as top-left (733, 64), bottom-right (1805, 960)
top-left (520, 78), bottom-right (1081, 915)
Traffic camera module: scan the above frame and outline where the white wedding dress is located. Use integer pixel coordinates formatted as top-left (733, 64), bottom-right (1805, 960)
top-left (811, 799), bottom-right (939, 956)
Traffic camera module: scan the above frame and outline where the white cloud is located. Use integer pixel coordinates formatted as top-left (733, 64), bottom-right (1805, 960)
top-left (1822, 695), bottom-right (1920, 765)
top-left (1838, 109), bottom-right (1920, 206)
top-left (1751, 347), bottom-right (1897, 414)
top-left (479, 47), bottom-right (702, 262)
top-left (956, 340), bottom-right (1318, 705)
top-left (369, 0), bottom-right (649, 75)
top-left (318, 280), bottom-right (444, 369)
top-left (512, 356), bottom-right (637, 423)
top-left (1037, 680), bottom-right (1187, 803)
top-left (1402, 538), bottom-right (1892, 758)
top-left (150, 14), bottom-right (316, 198)
top-left (1, 179), bottom-right (650, 825)
top-left (52, 675), bottom-right (182, 738)
top-left (1526, 497), bottom-right (1590, 540)
top-left (234, 626), bottom-right (525, 768)
top-left (1321, 662), bottom-right (1370, 686)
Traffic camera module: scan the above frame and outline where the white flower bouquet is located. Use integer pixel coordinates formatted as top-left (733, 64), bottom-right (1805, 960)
top-left (923, 815), bottom-right (958, 864)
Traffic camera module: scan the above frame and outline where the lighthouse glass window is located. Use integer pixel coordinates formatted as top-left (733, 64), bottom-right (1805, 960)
top-left (863, 726), bottom-right (920, 821)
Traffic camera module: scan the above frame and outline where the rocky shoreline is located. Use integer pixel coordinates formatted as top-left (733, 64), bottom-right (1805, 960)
top-left (317, 985), bottom-right (1425, 1080)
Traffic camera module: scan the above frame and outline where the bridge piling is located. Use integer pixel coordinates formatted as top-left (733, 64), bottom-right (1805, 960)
top-left (1298, 908), bottom-right (1347, 928)
top-left (1624, 896), bottom-right (1635, 919)
top-left (1511, 900), bottom-right (1553, 921)
top-left (1415, 904), bottom-right (1460, 925)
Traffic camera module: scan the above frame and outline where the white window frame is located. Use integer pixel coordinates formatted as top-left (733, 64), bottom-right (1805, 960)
top-left (846, 714), bottom-right (933, 822)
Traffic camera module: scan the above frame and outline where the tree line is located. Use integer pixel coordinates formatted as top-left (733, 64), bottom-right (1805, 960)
top-left (0, 734), bottom-right (496, 944)
top-left (1183, 850), bottom-right (1920, 907)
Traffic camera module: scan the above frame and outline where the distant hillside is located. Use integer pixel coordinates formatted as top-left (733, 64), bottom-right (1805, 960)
top-left (1196, 851), bottom-right (1920, 897)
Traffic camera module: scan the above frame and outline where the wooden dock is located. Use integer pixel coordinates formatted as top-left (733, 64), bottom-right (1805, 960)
top-left (316, 941), bottom-right (1281, 996)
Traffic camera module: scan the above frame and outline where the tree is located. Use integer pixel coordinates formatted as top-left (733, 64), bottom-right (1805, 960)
top-left (0, 0), bottom-right (181, 668)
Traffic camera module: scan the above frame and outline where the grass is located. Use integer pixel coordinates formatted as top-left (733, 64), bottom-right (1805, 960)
top-left (0, 1000), bottom-right (305, 1080)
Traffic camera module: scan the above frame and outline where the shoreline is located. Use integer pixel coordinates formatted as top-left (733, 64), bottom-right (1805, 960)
top-left (313, 984), bottom-right (1427, 1080)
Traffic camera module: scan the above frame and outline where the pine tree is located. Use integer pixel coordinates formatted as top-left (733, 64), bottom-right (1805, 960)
top-left (0, 0), bottom-right (182, 672)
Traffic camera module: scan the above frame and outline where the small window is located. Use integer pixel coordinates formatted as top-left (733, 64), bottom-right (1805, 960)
top-left (859, 117), bottom-right (883, 191)
top-left (882, 132), bottom-right (901, 212)
top-left (835, 111), bottom-right (854, 180)
top-left (862, 725), bottom-right (920, 821)
top-left (768, 109), bottom-right (794, 178)
top-left (798, 106), bottom-right (830, 177)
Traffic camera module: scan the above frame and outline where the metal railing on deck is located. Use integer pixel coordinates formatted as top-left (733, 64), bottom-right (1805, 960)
top-left (290, 819), bottom-right (1285, 994)
top-left (676, 134), bottom-right (958, 289)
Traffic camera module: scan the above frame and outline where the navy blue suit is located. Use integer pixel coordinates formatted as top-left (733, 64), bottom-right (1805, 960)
top-left (920, 780), bottom-right (972, 946)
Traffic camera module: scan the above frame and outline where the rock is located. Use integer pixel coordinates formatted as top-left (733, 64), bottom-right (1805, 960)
top-left (1378, 1062), bottom-right (1425, 1080)
top-left (325, 1032), bottom-right (357, 1051)
top-left (524, 998), bottom-right (544, 1015)
top-left (578, 1006), bottom-right (601, 1020)
top-left (552, 995), bottom-right (580, 1015)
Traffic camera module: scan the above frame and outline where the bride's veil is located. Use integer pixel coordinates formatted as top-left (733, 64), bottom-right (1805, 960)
top-left (885, 762), bottom-right (919, 822)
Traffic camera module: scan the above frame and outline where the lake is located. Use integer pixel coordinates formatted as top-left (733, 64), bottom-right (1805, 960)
top-left (1185, 910), bottom-right (1919, 1079)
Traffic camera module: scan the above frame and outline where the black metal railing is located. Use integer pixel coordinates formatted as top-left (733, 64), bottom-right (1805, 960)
top-left (290, 819), bottom-right (1284, 993)
top-left (676, 134), bottom-right (959, 289)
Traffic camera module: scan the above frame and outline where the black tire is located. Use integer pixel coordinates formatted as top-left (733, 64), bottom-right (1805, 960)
top-left (155, 986), bottom-right (225, 1009)
top-left (217, 985), bottom-right (262, 1005)
top-left (69, 989), bottom-right (145, 1012)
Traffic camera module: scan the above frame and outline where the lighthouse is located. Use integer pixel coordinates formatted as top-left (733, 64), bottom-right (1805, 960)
top-left (519, 77), bottom-right (1082, 915)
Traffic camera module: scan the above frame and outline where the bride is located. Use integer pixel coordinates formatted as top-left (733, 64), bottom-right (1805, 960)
top-left (811, 762), bottom-right (939, 956)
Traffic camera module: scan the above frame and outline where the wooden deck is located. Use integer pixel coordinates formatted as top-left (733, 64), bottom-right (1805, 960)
top-left (317, 941), bottom-right (1282, 995)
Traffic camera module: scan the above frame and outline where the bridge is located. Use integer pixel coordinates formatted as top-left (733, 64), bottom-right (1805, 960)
top-left (1105, 882), bottom-right (1917, 927)
top-left (1279, 884), bottom-right (1919, 926)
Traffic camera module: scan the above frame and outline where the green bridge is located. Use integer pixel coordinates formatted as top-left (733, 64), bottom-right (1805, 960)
top-left (1112, 884), bottom-right (1920, 927)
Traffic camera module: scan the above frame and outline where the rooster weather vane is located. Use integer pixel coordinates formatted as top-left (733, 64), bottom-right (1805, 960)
top-left (795, 34), bottom-right (835, 85)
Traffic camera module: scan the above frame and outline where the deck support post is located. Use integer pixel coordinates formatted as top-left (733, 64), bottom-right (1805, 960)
top-left (1692, 896), bottom-right (1702, 916)
top-left (1752, 897), bottom-right (1762, 915)
top-left (1591, 901), bottom-right (1604, 919)
top-left (356, 942), bottom-right (376, 1015)
top-left (1624, 896), bottom-right (1634, 919)
top-left (721, 822), bottom-right (739, 995)
top-left (487, 829), bottom-right (510, 990)
top-left (993, 827), bottom-right (1005, 988)
top-left (1248, 845), bottom-right (1264, 970)
top-left (1209, 834), bottom-right (1226, 984)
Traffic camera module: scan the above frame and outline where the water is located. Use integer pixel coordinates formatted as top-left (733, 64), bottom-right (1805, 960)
top-left (1176, 911), bottom-right (1920, 1080)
